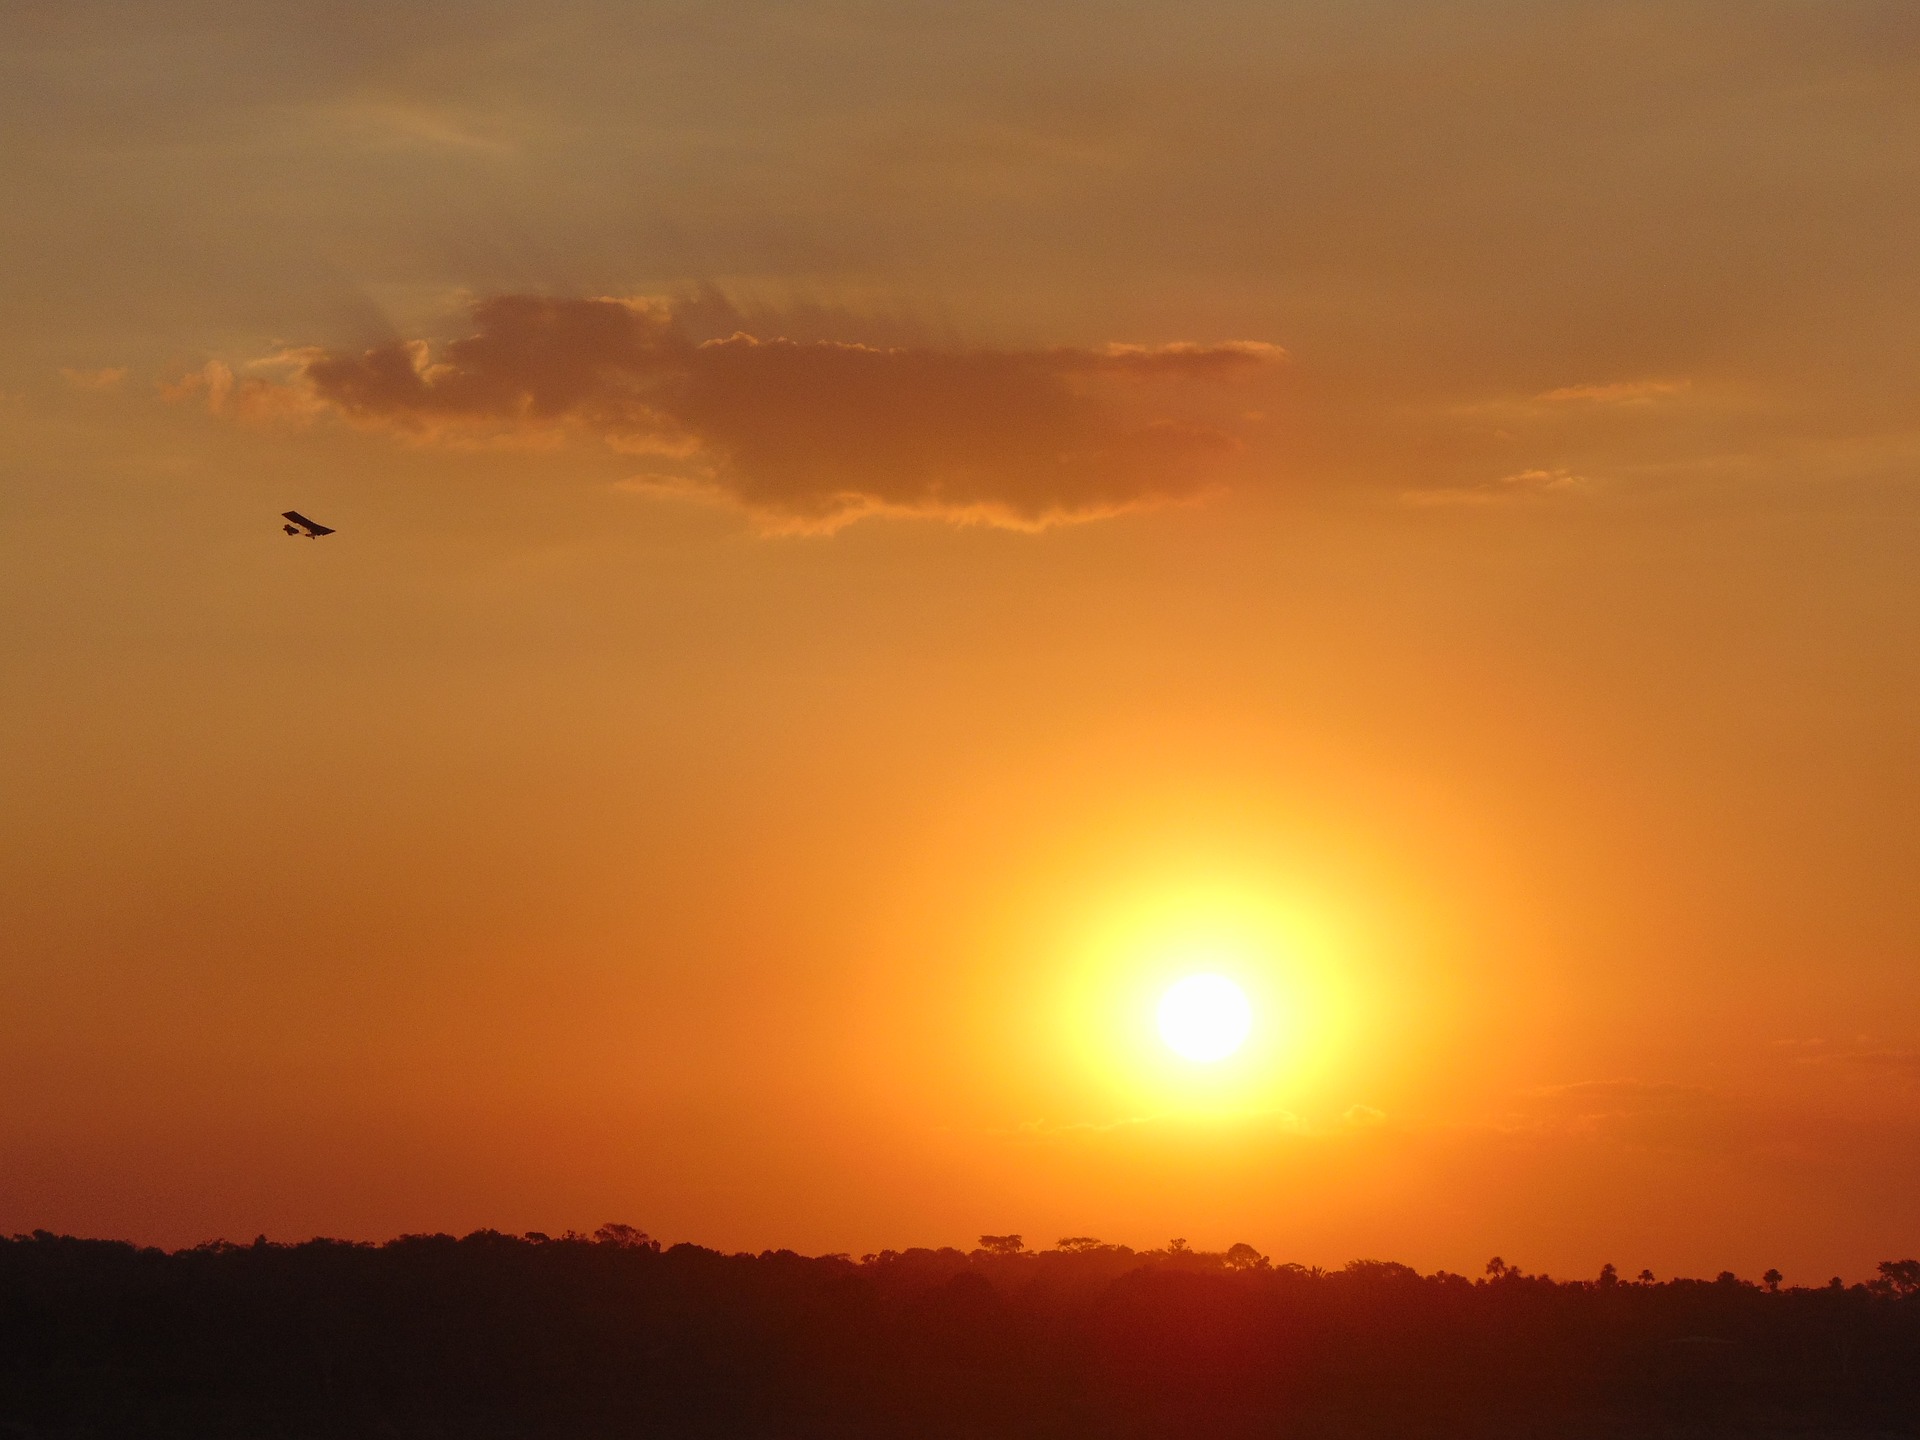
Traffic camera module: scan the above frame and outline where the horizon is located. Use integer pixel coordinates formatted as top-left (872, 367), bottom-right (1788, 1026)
top-left (12, 1225), bottom-right (1908, 1291)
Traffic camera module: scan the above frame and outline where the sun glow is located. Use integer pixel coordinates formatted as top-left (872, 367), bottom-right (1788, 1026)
top-left (1157, 973), bottom-right (1252, 1062)
top-left (1043, 873), bottom-right (1356, 1119)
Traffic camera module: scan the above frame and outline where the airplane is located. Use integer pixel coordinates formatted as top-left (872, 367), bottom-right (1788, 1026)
top-left (281, 510), bottom-right (335, 538)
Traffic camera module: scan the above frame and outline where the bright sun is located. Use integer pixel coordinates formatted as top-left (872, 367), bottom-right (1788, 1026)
top-left (1156, 973), bottom-right (1253, 1063)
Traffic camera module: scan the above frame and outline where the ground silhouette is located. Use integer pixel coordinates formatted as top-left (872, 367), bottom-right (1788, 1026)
top-left (2, 1228), bottom-right (1916, 1437)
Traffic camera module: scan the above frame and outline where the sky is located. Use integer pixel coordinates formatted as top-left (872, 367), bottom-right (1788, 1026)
top-left (4, 0), bottom-right (1920, 1282)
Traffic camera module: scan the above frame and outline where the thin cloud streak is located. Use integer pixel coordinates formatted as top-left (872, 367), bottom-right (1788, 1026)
top-left (1400, 467), bottom-right (1587, 508)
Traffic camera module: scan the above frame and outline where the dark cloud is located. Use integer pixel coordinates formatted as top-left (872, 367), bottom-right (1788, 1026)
top-left (271, 295), bottom-right (1281, 529)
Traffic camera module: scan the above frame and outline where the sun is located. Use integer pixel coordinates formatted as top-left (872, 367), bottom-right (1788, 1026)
top-left (1156, 973), bottom-right (1253, 1063)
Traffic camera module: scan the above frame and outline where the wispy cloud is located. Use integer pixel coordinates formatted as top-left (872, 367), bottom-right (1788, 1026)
top-left (1402, 467), bottom-right (1586, 508)
top-left (999, 1105), bottom-right (1398, 1142)
top-left (1533, 380), bottom-right (1689, 406)
top-left (59, 366), bottom-right (127, 391)
top-left (318, 99), bottom-right (523, 157)
top-left (159, 356), bottom-right (328, 423)
top-left (1778, 1038), bottom-right (1920, 1083)
top-left (1474, 1073), bottom-right (1920, 1168)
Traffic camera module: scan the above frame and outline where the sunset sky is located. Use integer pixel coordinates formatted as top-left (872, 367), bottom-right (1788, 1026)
top-left (5, 0), bottom-right (1920, 1283)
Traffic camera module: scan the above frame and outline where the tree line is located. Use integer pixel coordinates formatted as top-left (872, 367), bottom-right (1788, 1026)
top-left (2, 1227), bottom-right (1916, 1437)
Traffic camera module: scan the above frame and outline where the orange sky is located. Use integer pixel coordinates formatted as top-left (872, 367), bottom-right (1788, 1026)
top-left (4, 0), bottom-right (1919, 1281)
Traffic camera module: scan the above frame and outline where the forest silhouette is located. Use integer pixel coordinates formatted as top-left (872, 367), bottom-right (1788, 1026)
top-left (3, 1228), bottom-right (1917, 1438)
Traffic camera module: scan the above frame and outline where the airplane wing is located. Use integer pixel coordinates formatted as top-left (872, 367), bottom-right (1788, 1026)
top-left (281, 510), bottom-right (336, 536)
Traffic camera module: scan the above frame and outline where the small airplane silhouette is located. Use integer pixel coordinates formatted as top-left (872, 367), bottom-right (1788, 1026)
top-left (281, 510), bottom-right (335, 538)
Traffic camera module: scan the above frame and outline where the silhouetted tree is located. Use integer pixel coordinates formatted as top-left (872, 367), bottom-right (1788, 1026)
top-left (1223, 1243), bottom-right (1267, 1271)
top-left (1875, 1259), bottom-right (1920, 1296)
top-left (594, 1223), bottom-right (656, 1250)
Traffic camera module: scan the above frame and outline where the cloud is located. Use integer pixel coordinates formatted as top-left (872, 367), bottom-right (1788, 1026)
top-left (59, 366), bottom-right (127, 391)
top-left (1479, 1075), bottom-right (1920, 1169)
top-left (1527, 1079), bottom-right (1707, 1115)
top-left (1004, 1107), bottom-right (1350, 1143)
top-left (1836, 1050), bottom-right (1920, 1081)
top-left (1401, 467), bottom-right (1586, 508)
top-left (158, 356), bottom-right (328, 422)
top-left (1533, 380), bottom-right (1689, 406)
top-left (1477, 1080), bottom-right (1761, 1155)
top-left (1780, 1039), bottom-right (1920, 1083)
top-left (202, 294), bottom-right (1282, 531)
